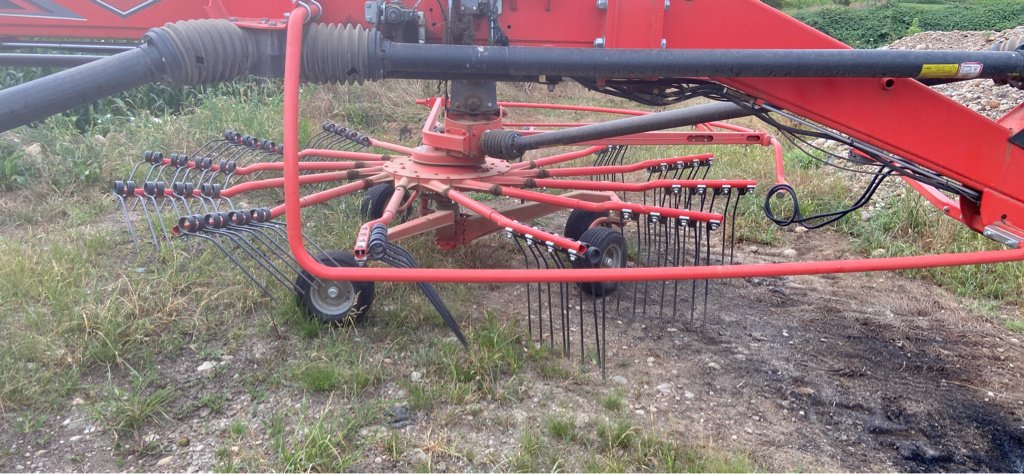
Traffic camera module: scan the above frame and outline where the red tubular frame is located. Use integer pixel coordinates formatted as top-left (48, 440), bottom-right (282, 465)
top-left (278, 7), bottom-right (1024, 283)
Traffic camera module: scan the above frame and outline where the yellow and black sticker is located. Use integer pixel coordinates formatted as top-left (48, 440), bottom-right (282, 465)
top-left (918, 62), bottom-right (985, 80)
top-left (918, 64), bottom-right (959, 79)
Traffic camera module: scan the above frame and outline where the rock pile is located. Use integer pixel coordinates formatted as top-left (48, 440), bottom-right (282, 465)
top-left (885, 26), bottom-right (1024, 119)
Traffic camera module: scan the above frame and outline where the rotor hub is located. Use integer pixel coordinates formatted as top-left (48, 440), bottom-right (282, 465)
top-left (383, 152), bottom-right (511, 181)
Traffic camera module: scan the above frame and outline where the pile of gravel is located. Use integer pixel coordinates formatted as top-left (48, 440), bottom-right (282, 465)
top-left (884, 26), bottom-right (1024, 119)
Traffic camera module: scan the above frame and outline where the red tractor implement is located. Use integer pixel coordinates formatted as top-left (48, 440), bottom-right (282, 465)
top-left (1, 0), bottom-right (1023, 369)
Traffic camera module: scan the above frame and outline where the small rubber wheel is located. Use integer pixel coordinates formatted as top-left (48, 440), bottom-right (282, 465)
top-left (295, 251), bottom-right (375, 324)
top-left (564, 209), bottom-right (606, 241)
top-left (361, 183), bottom-right (413, 221)
top-left (361, 183), bottom-right (396, 220)
top-left (574, 226), bottom-right (627, 296)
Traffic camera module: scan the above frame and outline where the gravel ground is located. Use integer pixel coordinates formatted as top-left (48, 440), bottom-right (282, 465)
top-left (886, 26), bottom-right (1024, 119)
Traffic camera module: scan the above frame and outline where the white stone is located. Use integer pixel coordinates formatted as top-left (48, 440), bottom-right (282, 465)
top-left (196, 361), bottom-right (216, 372)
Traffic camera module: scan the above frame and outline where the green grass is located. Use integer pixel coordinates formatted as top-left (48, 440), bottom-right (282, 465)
top-left (278, 408), bottom-right (362, 472)
top-left (1, 63), bottom-right (1020, 472)
top-left (838, 190), bottom-right (1024, 304)
top-left (600, 390), bottom-right (626, 412)
top-left (91, 370), bottom-right (175, 450)
top-left (547, 415), bottom-right (578, 442)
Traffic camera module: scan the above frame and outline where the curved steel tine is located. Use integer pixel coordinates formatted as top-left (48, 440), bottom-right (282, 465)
top-left (127, 155), bottom-right (150, 181)
top-left (114, 194), bottom-right (140, 252)
top-left (142, 157), bottom-right (165, 183)
top-left (145, 193), bottom-right (172, 242)
top-left (513, 234), bottom-right (534, 340)
top-left (207, 226), bottom-right (297, 291)
top-left (229, 222), bottom-right (313, 287)
top-left (134, 195), bottom-right (161, 248)
top-left (189, 231), bottom-right (272, 296)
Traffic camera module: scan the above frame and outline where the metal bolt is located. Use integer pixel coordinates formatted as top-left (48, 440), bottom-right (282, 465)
top-left (596, 0), bottom-right (608, 9)
top-left (661, 38), bottom-right (667, 48)
top-left (665, 0), bottom-right (671, 10)
top-left (327, 286), bottom-right (340, 298)
top-left (593, 37), bottom-right (605, 48)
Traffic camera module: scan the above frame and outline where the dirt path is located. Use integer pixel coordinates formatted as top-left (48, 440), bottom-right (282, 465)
top-left (584, 231), bottom-right (1024, 471)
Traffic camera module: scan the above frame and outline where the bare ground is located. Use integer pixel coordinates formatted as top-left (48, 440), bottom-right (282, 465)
top-left (2, 224), bottom-right (1022, 472)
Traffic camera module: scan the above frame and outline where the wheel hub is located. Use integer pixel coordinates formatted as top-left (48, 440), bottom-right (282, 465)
top-left (383, 151), bottom-right (511, 181)
top-left (310, 279), bottom-right (356, 314)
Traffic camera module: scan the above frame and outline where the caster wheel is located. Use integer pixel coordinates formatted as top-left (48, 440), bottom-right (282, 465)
top-left (574, 226), bottom-right (627, 296)
top-left (295, 251), bottom-right (375, 324)
top-left (361, 183), bottom-right (411, 220)
top-left (564, 208), bottom-right (607, 241)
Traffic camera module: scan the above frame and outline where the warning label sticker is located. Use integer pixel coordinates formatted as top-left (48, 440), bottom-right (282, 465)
top-left (955, 62), bottom-right (984, 79)
top-left (918, 62), bottom-right (985, 79)
top-left (918, 64), bottom-right (960, 79)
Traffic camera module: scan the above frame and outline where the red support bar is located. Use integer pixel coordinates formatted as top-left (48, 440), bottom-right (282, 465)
top-left (270, 172), bottom-right (390, 219)
top-left (236, 161), bottom-right (368, 175)
top-left (443, 186), bottom-right (588, 255)
top-left (495, 177), bottom-right (755, 195)
top-left (512, 146), bottom-right (607, 169)
top-left (220, 168), bottom-right (382, 198)
top-left (299, 149), bottom-right (391, 161)
top-left (521, 153), bottom-right (714, 177)
top-left (468, 180), bottom-right (725, 223)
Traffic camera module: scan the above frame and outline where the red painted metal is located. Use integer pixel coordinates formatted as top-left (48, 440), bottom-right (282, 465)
top-left (277, 7), bottom-right (1024, 284)
top-left (9, 0), bottom-right (1021, 282)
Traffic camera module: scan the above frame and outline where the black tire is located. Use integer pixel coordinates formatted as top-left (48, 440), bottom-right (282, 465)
top-left (295, 251), bottom-right (375, 324)
top-left (361, 183), bottom-right (396, 220)
top-left (574, 226), bottom-right (627, 296)
top-left (564, 208), bottom-right (606, 241)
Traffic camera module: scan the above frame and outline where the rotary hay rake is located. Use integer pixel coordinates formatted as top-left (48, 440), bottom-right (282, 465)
top-left (2, 0), bottom-right (1024, 373)
top-left (111, 96), bottom-right (769, 366)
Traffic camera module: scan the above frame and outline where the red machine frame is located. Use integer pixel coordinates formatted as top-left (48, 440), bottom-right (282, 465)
top-left (3, 0), bottom-right (1023, 283)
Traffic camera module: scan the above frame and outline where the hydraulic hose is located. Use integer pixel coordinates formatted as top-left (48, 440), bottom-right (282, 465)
top-left (0, 19), bottom-right (254, 133)
top-left (0, 47), bottom-right (160, 133)
top-left (480, 101), bottom-right (752, 159)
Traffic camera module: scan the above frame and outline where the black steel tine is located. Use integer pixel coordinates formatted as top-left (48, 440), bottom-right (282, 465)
top-left (513, 234), bottom-right (534, 340)
top-left (114, 194), bottom-right (140, 252)
top-left (671, 219), bottom-right (682, 318)
top-left (192, 232), bottom-right (272, 296)
top-left (207, 226), bottom-right (297, 290)
top-left (133, 195), bottom-right (161, 248)
top-left (730, 192), bottom-right (742, 264)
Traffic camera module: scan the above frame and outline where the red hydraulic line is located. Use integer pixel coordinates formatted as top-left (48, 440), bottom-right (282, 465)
top-left (464, 180), bottom-right (724, 222)
top-left (278, 7), bottom-right (1024, 284)
top-left (443, 187), bottom-right (588, 255)
top-left (299, 148), bottom-right (392, 161)
top-left (220, 168), bottom-right (382, 198)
